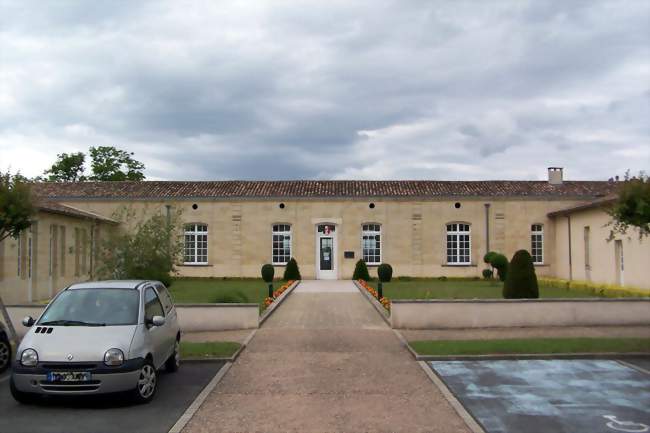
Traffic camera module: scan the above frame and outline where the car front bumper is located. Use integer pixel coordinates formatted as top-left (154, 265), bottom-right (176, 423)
top-left (11, 358), bottom-right (144, 395)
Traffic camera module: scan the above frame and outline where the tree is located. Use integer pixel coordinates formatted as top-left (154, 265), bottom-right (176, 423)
top-left (0, 171), bottom-right (35, 344)
top-left (352, 259), bottom-right (371, 281)
top-left (261, 264), bottom-right (275, 298)
top-left (96, 207), bottom-right (182, 286)
top-left (43, 152), bottom-right (86, 182)
top-left (377, 263), bottom-right (393, 300)
top-left (89, 146), bottom-right (145, 181)
top-left (484, 251), bottom-right (508, 281)
top-left (503, 250), bottom-right (539, 299)
top-left (283, 258), bottom-right (301, 280)
top-left (609, 171), bottom-right (650, 239)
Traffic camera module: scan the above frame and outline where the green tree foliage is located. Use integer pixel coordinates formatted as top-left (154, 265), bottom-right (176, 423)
top-left (43, 152), bottom-right (86, 182)
top-left (377, 263), bottom-right (393, 282)
top-left (261, 264), bottom-right (275, 283)
top-left (352, 259), bottom-right (370, 281)
top-left (609, 171), bottom-right (650, 239)
top-left (503, 249), bottom-right (539, 299)
top-left (484, 251), bottom-right (508, 281)
top-left (0, 171), bottom-right (35, 242)
top-left (96, 208), bottom-right (182, 286)
top-left (89, 146), bottom-right (145, 181)
top-left (283, 257), bottom-right (301, 280)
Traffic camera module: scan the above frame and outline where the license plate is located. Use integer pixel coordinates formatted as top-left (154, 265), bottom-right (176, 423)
top-left (46, 371), bottom-right (92, 382)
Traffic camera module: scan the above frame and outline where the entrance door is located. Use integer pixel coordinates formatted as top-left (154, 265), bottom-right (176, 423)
top-left (316, 224), bottom-right (337, 279)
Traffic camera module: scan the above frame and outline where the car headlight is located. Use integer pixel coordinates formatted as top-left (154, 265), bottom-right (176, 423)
top-left (103, 348), bottom-right (124, 366)
top-left (21, 348), bottom-right (38, 367)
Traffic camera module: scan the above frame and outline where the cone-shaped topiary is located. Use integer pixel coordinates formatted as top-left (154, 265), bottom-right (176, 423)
top-left (261, 264), bottom-right (274, 283)
top-left (503, 249), bottom-right (539, 299)
top-left (283, 257), bottom-right (301, 280)
top-left (377, 263), bottom-right (393, 282)
top-left (353, 259), bottom-right (371, 281)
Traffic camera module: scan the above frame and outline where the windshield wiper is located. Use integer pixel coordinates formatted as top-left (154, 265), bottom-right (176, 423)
top-left (40, 320), bottom-right (106, 326)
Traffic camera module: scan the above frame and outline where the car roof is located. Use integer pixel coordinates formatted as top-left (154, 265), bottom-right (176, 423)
top-left (67, 280), bottom-right (158, 290)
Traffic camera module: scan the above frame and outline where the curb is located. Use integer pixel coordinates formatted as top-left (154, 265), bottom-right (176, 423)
top-left (182, 328), bottom-right (257, 363)
top-left (353, 280), bottom-right (390, 326)
top-left (414, 351), bottom-right (650, 361)
top-left (258, 280), bottom-right (300, 326)
top-left (168, 362), bottom-right (233, 433)
top-left (417, 361), bottom-right (486, 433)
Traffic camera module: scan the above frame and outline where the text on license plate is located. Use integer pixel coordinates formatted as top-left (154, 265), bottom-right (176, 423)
top-left (46, 371), bottom-right (92, 382)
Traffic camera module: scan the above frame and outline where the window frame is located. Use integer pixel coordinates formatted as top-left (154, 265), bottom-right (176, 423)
top-left (272, 223), bottom-right (292, 265)
top-left (183, 223), bottom-right (209, 265)
top-left (531, 223), bottom-right (544, 265)
top-left (446, 222), bottom-right (472, 265)
top-left (361, 223), bottom-right (382, 265)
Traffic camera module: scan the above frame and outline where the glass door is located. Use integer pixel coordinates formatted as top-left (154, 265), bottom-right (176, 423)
top-left (320, 237), bottom-right (333, 271)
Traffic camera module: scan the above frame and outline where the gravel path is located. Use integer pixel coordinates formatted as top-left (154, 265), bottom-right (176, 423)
top-left (183, 280), bottom-right (470, 433)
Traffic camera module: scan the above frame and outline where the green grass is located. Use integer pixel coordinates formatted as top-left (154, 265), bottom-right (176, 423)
top-left (409, 338), bottom-right (650, 356)
top-left (169, 278), bottom-right (273, 304)
top-left (368, 278), bottom-right (602, 299)
top-left (180, 341), bottom-right (241, 358)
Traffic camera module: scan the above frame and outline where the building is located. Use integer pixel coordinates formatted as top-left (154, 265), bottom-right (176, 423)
top-left (1, 167), bottom-right (648, 304)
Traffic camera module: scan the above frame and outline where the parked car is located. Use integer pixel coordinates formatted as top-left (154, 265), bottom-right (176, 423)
top-left (0, 322), bottom-right (11, 374)
top-left (10, 280), bottom-right (181, 404)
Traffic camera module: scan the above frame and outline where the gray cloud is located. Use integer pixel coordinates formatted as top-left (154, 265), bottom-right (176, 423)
top-left (1, 0), bottom-right (648, 181)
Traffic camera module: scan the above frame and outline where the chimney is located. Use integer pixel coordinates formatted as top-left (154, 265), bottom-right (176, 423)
top-left (548, 167), bottom-right (563, 185)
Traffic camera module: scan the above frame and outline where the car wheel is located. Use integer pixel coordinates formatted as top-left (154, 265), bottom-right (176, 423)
top-left (0, 336), bottom-right (10, 374)
top-left (10, 377), bottom-right (37, 404)
top-left (132, 360), bottom-right (157, 404)
top-left (165, 339), bottom-right (180, 373)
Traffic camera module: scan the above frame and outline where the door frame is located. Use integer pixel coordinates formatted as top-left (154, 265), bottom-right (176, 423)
top-left (315, 223), bottom-right (338, 280)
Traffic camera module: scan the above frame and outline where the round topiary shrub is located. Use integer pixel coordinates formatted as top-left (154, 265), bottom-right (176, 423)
top-left (503, 249), bottom-right (539, 299)
top-left (491, 253), bottom-right (509, 281)
top-left (482, 268), bottom-right (493, 279)
top-left (283, 257), bottom-right (301, 280)
top-left (261, 264), bottom-right (274, 283)
top-left (377, 263), bottom-right (393, 282)
top-left (483, 251), bottom-right (497, 264)
top-left (353, 259), bottom-right (371, 281)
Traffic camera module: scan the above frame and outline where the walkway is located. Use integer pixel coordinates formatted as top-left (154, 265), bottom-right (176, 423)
top-left (183, 280), bottom-right (470, 433)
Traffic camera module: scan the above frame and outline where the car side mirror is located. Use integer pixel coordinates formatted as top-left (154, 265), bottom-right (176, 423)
top-left (151, 316), bottom-right (165, 327)
top-left (22, 316), bottom-right (35, 327)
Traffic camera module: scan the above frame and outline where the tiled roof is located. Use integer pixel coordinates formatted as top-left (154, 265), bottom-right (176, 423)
top-left (547, 195), bottom-right (618, 217)
top-left (32, 180), bottom-right (616, 200)
top-left (37, 200), bottom-right (118, 223)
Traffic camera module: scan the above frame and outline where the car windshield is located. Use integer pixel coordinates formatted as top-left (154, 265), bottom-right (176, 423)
top-left (38, 288), bottom-right (139, 326)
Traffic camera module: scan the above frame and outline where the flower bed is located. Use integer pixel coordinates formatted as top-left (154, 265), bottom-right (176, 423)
top-left (263, 280), bottom-right (296, 309)
top-left (358, 279), bottom-right (391, 311)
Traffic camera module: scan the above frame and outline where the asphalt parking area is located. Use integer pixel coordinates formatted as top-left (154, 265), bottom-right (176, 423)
top-left (430, 359), bottom-right (650, 433)
top-left (0, 362), bottom-right (225, 433)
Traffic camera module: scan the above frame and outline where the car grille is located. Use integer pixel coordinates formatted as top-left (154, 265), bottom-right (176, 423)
top-left (40, 363), bottom-right (99, 371)
top-left (40, 382), bottom-right (101, 392)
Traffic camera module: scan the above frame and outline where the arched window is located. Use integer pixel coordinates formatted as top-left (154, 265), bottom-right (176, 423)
top-left (272, 224), bottom-right (292, 265)
top-left (184, 223), bottom-right (208, 265)
top-left (531, 224), bottom-right (544, 264)
top-left (446, 223), bottom-right (471, 265)
top-left (361, 224), bottom-right (381, 265)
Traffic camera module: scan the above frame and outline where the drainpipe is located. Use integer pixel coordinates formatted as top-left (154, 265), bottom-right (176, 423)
top-left (484, 203), bottom-right (491, 254)
top-left (567, 215), bottom-right (573, 281)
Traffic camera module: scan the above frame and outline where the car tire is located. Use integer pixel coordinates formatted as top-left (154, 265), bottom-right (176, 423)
top-left (165, 339), bottom-right (180, 373)
top-left (131, 359), bottom-right (157, 404)
top-left (0, 335), bottom-right (10, 374)
top-left (10, 377), bottom-right (37, 404)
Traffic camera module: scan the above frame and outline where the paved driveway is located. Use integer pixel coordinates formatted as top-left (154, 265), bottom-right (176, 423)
top-left (183, 280), bottom-right (470, 433)
top-left (0, 362), bottom-right (224, 433)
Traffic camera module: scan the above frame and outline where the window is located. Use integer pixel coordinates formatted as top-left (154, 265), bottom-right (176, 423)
top-left (184, 224), bottom-right (208, 265)
top-left (144, 287), bottom-right (165, 322)
top-left (272, 224), bottom-right (291, 265)
top-left (584, 226), bottom-right (591, 269)
top-left (361, 224), bottom-right (381, 265)
top-left (446, 223), bottom-right (471, 264)
top-left (17, 232), bottom-right (22, 277)
top-left (531, 224), bottom-right (544, 264)
top-left (59, 226), bottom-right (66, 277)
top-left (155, 283), bottom-right (174, 313)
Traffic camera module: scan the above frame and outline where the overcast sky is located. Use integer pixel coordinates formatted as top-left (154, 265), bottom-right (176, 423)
top-left (1, 0), bottom-right (648, 181)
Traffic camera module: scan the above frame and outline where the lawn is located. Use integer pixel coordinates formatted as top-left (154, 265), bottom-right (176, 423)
top-left (169, 278), bottom-right (274, 304)
top-left (367, 278), bottom-right (602, 299)
top-left (409, 338), bottom-right (650, 356)
top-left (180, 341), bottom-right (241, 358)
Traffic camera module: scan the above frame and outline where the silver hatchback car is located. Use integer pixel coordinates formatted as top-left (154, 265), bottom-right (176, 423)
top-left (11, 280), bottom-right (181, 404)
